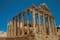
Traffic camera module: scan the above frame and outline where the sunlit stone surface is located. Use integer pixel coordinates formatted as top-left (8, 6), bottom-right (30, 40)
top-left (0, 3), bottom-right (59, 40)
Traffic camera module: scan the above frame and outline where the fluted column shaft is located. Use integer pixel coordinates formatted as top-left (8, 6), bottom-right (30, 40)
top-left (52, 19), bottom-right (54, 32)
top-left (51, 18), bottom-right (55, 34)
top-left (13, 17), bottom-right (14, 37)
top-left (22, 13), bottom-right (24, 35)
top-left (27, 9), bottom-right (30, 34)
top-left (48, 16), bottom-right (50, 35)
top-left (13, 17), bottom-right (16, 37)
top-left (42, 14), bottom-right (46, 34)
top-left (17, 15), bottom-right (20, 36)
top-left (26, 10), bottom-right (29, 27)
top-left (53, 19), bottom-right (57, 35)
top-left (15, 16), bottom-right (18, 36)
top-left (38, 12), bottom-right (41, 33)
top-left (32, 8), bottom-right (36, 33)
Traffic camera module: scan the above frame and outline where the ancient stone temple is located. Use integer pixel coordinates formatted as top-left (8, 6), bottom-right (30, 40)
top-left (7, 3), bottom-right (57, 40)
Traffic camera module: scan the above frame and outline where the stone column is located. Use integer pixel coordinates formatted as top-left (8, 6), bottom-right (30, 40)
top-left (27, 10), bottom-right (29, 26)
top-left (53, 18), bottom-right (57, 35)
top-left (32, 8), bottom-right (36, 34)
top-left (13, 17), bottom-right (16, 37)
top-left (51, 18), bottom-right (55, 35)
top-left (38, 12), bottom-right (41, 33)
top-left (49, 17), bottom-right (52, 35)
top-left (20, 15), bottom-right (23, 35)
top-left (16, 16), bottom-right (18, 36)
top-left (27, 9), bottom-right (30, 34)
top-left (42, 14), bottom-right (46, 34)
top-left (48, 16), bottom-right (50, 35)
top-left (22, 13), bottom-right (24, 35)
top-left (51, 18), bottom-right (53, 34)
top-left (17, 15), bottom-right (20, 36)
top-left (12, 17), bottom-right (14, 37)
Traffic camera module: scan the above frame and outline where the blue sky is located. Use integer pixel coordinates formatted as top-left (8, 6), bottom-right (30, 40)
top-left (0, 0), bottom-right (60, 31)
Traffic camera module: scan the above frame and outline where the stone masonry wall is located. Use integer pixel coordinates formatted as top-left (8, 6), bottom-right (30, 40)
top-left (0, 34), bottom-right (59, 40)
top-left (0, 34), bottom-right (35, 40)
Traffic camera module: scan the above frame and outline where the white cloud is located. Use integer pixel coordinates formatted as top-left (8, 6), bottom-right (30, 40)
top-left (58, 25), bottom-right (60, 27)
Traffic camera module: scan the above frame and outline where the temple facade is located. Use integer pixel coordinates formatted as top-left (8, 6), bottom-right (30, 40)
top-left (7, 3), bottom-right (57, 37)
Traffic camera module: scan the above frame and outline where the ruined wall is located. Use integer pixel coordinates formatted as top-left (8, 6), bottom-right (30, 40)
top-left (0, 34), bottom-right (35, 40)
top-left (0, 34), bottom-right (59, 40)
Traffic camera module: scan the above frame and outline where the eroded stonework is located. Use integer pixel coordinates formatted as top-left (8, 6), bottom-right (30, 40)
top-left (6, 3), bottom-right (58, 40)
